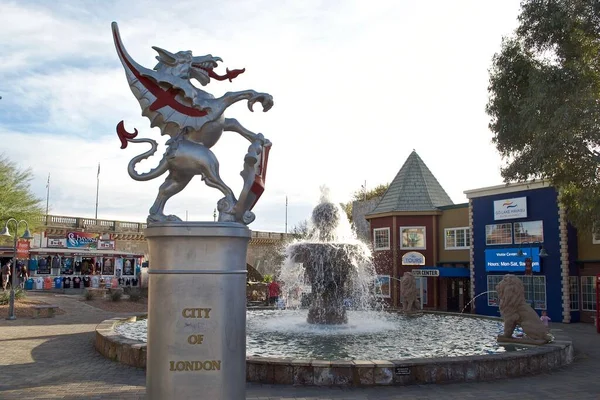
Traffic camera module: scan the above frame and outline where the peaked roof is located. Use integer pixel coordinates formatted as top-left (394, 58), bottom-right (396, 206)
top-left (368, 151), bottom-right (453, 214)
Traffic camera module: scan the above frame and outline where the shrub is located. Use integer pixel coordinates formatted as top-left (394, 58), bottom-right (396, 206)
top-left (128, 290), bottom-right (142, 302)
top-left (84, 290), bottom-right (94, 301)
top-left (0, 289), bottom-right (26, 305)
top-left (111, 290), bottom-right (123, 302)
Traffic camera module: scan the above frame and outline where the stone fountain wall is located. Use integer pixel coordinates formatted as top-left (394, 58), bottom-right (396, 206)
top-left (96, 314), bottom-right (575, 386)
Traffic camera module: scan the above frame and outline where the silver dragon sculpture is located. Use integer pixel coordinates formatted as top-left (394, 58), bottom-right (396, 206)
top-left (111, 22), bottom-right (273, 225)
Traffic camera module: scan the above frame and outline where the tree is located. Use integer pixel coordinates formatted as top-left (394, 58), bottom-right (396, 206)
top-left (487, 0), bottom-right (600, 233)
top-left (0, 155), bottom-right (44, 245)
top-left (290, 219), bottom-right (311, 240)
top-left (342, 183), bottom-right (390, 222)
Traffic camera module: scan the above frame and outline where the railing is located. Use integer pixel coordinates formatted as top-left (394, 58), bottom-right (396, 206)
top-left (39, 214), bottom-right (289, 239)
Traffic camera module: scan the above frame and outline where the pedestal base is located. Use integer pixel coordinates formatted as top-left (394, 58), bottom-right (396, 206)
top-left (496, 335), bottom-right (550, 346)
top-left (145, 222), bottom-right (250, 400)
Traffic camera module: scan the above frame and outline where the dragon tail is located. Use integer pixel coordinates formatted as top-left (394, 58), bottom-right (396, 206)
top-left (116, 121), bottom-right (169, 181)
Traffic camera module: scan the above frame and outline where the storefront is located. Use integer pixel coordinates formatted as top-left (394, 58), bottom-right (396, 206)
top-left (465, 181), bottom-right (578, 323)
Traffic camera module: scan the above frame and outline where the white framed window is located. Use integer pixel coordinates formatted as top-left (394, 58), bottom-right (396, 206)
top-left (514, 220), bottom-right (544, 244)
top-left (581, 276), bottom-right (597, 311)
top-left (487, 275), bottom-right (547, 309)
top-left (374, 275), bottom-right (391, 298)
top-left (415, 277), bottom-right (428, 305)
top-left (569, 276), bottom-right (579, 311)
top-left (373, 228), bottom-right (390, 251)
top-left (445, 227), bottom-right (471, 250)
top-left (485, 223), bottom-right (513, 245)
top-left (400, 226), bottom-right (426, 250)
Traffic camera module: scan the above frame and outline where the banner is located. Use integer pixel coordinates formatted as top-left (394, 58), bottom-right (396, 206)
top-left (67, 231), bottom-right (99, 249)
top-left (485, 247), bottom-right (540, 272)
top-left (16, 240), bottom-right (30, 259)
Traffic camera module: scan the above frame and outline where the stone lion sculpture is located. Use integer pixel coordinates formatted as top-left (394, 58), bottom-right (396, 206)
top-left (400, 272), bottom-right (421, 312)
top-left (496, 274), bottom-right (551, 344)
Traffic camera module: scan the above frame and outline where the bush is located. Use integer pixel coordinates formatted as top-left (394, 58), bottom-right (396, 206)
top-left (0, 289), bottom-right (26, 305)
top-left (110, 290), bottom-right (123, 302)
top-left (83, 290), bottom-right (94, 301)
top-left (128, 290), bottom-right (142, 302)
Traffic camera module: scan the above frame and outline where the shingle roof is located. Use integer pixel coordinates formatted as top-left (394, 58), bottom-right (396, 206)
top-left (368, 151), bottom-right (453, 214)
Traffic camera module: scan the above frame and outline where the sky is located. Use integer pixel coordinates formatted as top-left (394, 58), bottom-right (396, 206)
top-left (0, 0), bottom-right (523, 232)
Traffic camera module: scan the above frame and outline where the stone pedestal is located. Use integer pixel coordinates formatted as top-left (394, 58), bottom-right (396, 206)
top-left (145, 222), bottom-right (250, 400)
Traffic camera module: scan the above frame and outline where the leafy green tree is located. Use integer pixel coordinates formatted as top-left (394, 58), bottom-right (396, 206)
top-left (0, 155), bottom-right (44, 244)
top-left (342, 183), bottom-right (390, 222)
top-left (487, 0), bottom-right (600, 233)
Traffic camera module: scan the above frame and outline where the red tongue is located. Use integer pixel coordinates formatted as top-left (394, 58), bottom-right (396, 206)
top-left (207, 67), bottom-right (246, 82)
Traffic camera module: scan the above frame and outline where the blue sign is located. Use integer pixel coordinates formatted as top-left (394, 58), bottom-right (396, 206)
top-left (485, 247), bottom-right (540, 272)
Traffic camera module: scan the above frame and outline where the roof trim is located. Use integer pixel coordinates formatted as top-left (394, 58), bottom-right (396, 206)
top-left (365, 210), bottom-right (442, 220)
top-left (463, 180), bottom-right (551, 199)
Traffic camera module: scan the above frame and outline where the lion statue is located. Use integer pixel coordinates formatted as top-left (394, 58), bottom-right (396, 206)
top-left (400, 272), bottom-right (421, 312)
top-left (496, 274), bottom-right (551, 344)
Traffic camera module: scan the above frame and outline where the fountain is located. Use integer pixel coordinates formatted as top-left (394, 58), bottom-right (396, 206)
top-left (282, 187), bottom-right (375, 324)
top-left (99, 190), bottom-right (574, 387)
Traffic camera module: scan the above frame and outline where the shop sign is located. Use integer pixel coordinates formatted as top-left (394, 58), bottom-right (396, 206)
top-left (394, 366), bottom-right (411, 376)
top-left (411, 269), bottom-right (439, 277)
top-left (98, 240), bottom-right (115, 250)
top-left (402, 251), bottom-right (425, 266)
top-left (47, 237), bottom-right (66, 248)
top-left (16, 240), bottom-right (30, 259)
top-left (66, 231), bottom-right (99, 249)
top-left (485, 247), bottom-right (540, 272)
top-left (493, 197), bottom-right (527, 220)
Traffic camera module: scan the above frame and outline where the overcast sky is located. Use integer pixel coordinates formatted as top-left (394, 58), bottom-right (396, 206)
top-left (0, 0), bottom-right (522, 232)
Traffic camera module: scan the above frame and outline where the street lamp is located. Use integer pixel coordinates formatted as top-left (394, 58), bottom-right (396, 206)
top-left (517, 241), bottom-right (548, 308)
top-left (1, 218), bottom-right (34, 320)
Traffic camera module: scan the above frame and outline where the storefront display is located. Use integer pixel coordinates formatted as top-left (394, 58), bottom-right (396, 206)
top-left (102, 258), bottom-right (114, 275)
top-left (37, 257), bottom-right (51, 274)
top-left (62, 276), bottom-right (72, 289)
top-left (73, 276), bottom-right (81, 289)
top-left (123, 258), bottom-right (135, 276)
top-left (35, 277), bottom-right (43, 289)
top-left (83, 276), bottom-right (91, 288)
top-left (53, 276), bottom-right (62, 289)
top-left (60, 257), bottom-right (74, 275)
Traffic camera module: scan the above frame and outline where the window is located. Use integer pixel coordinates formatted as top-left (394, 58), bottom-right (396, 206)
top-left (593, 232), bottom-right (600, 245)
top-left (415, 277), bottom-right (428, 305)
top-left (374, 275), bottom-right (391, 298)
top-left (487, 275), bottom-right (547, 309)
top-left (485, 223), bottom-right (512, 245)
top-left (445, 227), bottom-right (470, 250)
top-left (514, 220), bottom-right (544, 244)
top-left (373, 228), bottom-right (390, 251)
top-left (400, 226), bottom-right (426, 250)
top-left (569, 276), bottom-right (579, 311)
top-left (581, 276), bottom-right (597, 311)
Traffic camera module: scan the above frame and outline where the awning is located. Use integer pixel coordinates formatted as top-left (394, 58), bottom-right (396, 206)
top-left (411, 267), bottom-right (470, 278)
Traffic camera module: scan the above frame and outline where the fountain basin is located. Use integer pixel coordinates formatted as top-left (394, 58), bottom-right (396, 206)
top-left (95, 311), bottom-right (574, 386)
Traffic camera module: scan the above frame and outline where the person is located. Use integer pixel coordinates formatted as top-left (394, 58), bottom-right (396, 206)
top-left (19, 265), bottom-right (29, 289)
top-left (268, 280), bottom-right (280, 306)
top-left (2, 262), bottom-right (10, 291)
top-left (540, 310), bottom-right (551, 327)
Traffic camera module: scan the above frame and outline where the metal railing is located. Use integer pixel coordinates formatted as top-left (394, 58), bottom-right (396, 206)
top-left (37, 214), bottom-right (289, 239)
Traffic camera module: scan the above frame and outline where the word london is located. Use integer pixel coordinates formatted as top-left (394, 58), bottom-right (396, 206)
top-left (169, 360), bottom-right (222, 372)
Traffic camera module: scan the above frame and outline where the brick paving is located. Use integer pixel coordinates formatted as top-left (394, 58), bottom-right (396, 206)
top-left (0, 292), bottom-right (599, 399)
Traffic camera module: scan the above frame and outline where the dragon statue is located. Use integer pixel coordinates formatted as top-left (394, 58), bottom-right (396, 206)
top-left (111, 22), bottom-right (273, 225)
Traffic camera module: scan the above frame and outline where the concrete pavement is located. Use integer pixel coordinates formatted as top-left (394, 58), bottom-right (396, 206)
top-left (0, 293), bottom-right (599, 399)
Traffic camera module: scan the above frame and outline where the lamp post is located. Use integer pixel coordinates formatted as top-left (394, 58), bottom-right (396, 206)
top-left (517, 241), bottom-right (548, 308)
top-left (1, 218), bottom-right (34, 320)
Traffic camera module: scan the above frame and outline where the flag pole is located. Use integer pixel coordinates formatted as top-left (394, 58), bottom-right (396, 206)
top-left (95, 163), bottom-right (100, 220)
top-left (285, 196), bottom-right (288, 234)
top-left (45, 173), bottom-right (50, 221)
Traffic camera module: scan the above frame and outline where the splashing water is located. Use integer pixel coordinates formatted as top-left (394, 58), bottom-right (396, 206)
top-left (279, 186), bottom-right (379, 325)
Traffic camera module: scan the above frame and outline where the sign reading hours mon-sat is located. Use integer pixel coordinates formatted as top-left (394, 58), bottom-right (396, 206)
top-left (493, 197), bottom-right (527, 220)
top-left (485, 247), bottom-right (540, 272)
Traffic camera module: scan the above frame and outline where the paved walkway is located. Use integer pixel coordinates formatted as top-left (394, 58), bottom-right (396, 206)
top-left (0, 293), bottom-right (599, 399)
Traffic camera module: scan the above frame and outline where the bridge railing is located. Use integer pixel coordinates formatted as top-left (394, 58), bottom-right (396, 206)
top-left (38, 214), bottom-right (289, 239)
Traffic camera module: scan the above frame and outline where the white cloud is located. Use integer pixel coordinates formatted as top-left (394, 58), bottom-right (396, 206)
top-left (0, 0), bottom-right (522, 232)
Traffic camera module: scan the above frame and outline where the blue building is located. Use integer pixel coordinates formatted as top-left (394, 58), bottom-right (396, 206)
top-left (465, 181), bottom-right (580, 324)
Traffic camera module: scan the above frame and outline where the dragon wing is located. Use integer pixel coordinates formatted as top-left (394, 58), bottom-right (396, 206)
top-left (111, 22), bottom-right (210, 137)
